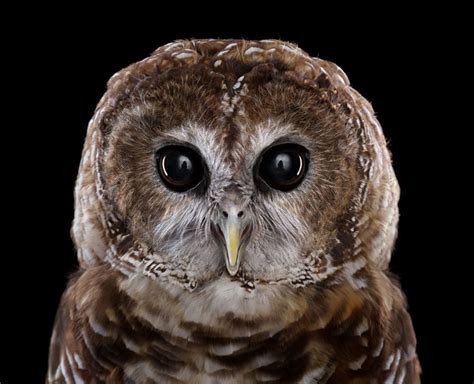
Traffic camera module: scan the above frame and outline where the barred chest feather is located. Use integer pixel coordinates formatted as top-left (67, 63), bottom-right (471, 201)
top-left (118, 272), bottom-right (330, 383)
top-left (48, 266), bottom-right (419, 383)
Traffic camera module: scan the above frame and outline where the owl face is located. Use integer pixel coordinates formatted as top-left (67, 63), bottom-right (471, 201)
top-left (103, 64), bottom-right (360, 286)
top-left (73, 40), bottom-right (398, 294)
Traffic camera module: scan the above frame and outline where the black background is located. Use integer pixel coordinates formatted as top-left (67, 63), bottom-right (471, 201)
top-left (2, 9), bottom-right (470, 383)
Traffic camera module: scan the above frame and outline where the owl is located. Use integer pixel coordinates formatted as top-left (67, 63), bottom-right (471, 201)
top-left (47, 39), bottom-right (420, 383)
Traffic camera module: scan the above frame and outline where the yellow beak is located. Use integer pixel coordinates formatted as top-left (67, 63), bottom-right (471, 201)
top-left (222, 213), bottom-right (242, 276)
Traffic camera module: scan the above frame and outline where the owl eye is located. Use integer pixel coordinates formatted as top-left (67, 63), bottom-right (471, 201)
top-left (156, 145), bottom-right (206, 192)
top-left (255, 144), bottom-right (309, 191)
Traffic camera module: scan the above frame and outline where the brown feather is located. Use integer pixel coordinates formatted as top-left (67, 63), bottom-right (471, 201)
top-left (48, 39), bottom-right (420, 383)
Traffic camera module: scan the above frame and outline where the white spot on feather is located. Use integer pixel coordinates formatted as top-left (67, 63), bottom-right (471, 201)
top-left (123, 361), bottom-right (159, 382)
top-left (349, 354), bottom-right (367, 370)
top-left (384, 352), bottom-right (395, 370)
top-left (74, 353), bottom-right (85, 370)
top-left (299, 366), bottom-right (327, 383)
top-left (334, 73), bottom-right (347, 85)
top-left (216, 49), bottom-right (229, 57)
top-left (173, 52), bottom-right (194, 60)
top-left (384, 352), bottom-right (401, 384)
top-left (88, 318), bottom-right (110, 337)
top-left (245, 47), bottom-right (264, 55)
top-left (354, 317), bottom-right (369, 336)
top-left (341, 257), bottom-right (367, 289)
top-left (396, 367), bottom-right (406, 384)
top-left (209, 341), bottom-right (248, 356)
top-left (163, 42), bottom-right (183, 52)
top-left (372, 339), bottom-right (384, 357)
top-left (281, 44), bottom-right (300, 55)
top-left (123, 336), bottom-right (143, 353)
top-left (59, 355), bottom-right (68, 381)
top-left (224, 42), bottom-right (237, 50)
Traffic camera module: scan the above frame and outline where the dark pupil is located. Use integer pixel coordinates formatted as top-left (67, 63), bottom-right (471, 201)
top-left (266, 152), bottom-right (301, 183)
top-left (157, 146), bottom-right (204, 192)
top-left (164, 152), bottom-right (194, 184)
top-left (258, 144), bottom-right (308, 191)
top-left (274, 154), bottom-right (293, 177)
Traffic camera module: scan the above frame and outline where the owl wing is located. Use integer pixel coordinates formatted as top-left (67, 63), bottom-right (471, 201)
top-left (46, 270), bottom-right (126, 383)
top-left (46, 291), bottom-right (87, 383)
top-left (384, 305), bottom-right (422, 383)
top-left (360, 292), bottom-right (421, 383)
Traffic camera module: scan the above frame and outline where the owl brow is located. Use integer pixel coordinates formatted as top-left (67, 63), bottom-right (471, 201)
top-left (155, 138), bottom-right (201, 152)
top-left (265, 135), bottom-right (302, 147)
top-left (254, 133), bottom-right (311, 157)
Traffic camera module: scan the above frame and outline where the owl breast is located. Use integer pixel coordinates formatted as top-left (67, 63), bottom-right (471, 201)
top-left (75, 266), bottom-right (333, 383)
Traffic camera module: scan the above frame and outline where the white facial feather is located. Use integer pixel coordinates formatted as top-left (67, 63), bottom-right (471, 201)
top-left (146, 120), bottom-right (317, 284)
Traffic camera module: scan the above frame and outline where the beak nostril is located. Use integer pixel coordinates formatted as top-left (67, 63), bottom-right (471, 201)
top-left (221, 208), bottom-right (244, 219)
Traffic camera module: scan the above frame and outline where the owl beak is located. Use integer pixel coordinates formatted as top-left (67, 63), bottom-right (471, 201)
top-left (213, 204), bottom-right (250, 276)
top-left (223, 216), bottom-right (241, 275)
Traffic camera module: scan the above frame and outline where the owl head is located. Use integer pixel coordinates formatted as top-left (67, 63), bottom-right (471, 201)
top-left (73, 39), bottom-right (399, 291)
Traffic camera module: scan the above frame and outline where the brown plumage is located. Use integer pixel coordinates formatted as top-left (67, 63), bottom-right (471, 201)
top-left (47, 39), bottom-right (420, 383)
